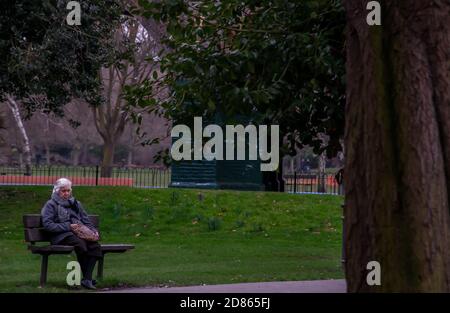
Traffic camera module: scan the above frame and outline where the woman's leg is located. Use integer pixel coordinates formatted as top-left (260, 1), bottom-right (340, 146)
top-left (84, 241), bottom-right (102, 280)
top-left (76, 254), bottom-right (87, 278)
top-left (86, 241), bottom-right (102, 258)
top-left (84, 256), bottom-right (97, 280)
top-left (59, 235), bottom-right (90, 279)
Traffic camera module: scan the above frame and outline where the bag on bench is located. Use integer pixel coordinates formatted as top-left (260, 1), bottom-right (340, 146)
top-left (71, 224), bottom-right (100, 242)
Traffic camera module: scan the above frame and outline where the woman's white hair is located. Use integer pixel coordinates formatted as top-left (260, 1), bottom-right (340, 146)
top-left (52, 178), bottom-right (72, 194)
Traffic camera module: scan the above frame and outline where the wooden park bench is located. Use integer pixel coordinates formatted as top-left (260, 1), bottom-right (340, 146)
top-left (23, 214), bottom-right (135, 287)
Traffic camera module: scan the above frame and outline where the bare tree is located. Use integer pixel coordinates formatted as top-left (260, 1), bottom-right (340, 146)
top-left (5, 95), bottom-right (32, 175)
top-left (36, 112), bottom-right (65, 165)
top-left (0, 111), bottom-right (7, 166)
top-left (316, 133), bottom-right (329, 193)
top-left (93, 18), bottom-right (161, 176)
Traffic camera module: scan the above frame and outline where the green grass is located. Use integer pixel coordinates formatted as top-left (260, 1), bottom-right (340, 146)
top-left (0, 186), bottom-right (344, 292)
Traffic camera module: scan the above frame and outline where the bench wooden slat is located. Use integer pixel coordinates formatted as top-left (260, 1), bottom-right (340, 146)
top-left (23, 215), bottom-right (42, 228)
top-left (24, 214), bottom-right (99, 243)
top-left (24, 228), bottom-right (50, 242)
top-left (23, 214), bottom-right (100, 229)
top-left (30, 245), bottom-right (74, 254)
top-left (101, 244), bottom-right (135, 253)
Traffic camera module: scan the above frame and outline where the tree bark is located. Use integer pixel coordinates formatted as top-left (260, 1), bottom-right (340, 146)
top-left (18, 150), bottom-right (23, 169)
top-left (101, 140), bottom-right (115, 177)
top-left (44, 142), bottom-right (50, 165)
top-left (318, 152), bottom-right (327, 193)
top-left (344, 0), bottom-right (450, 292)
top-left (72, 142), bottom-right (81, 166)
top-left (0, 114), bottom-right (5, 147)
top-left (6, 94), bottom-right (32, 175)
top-left (81, 144), bottom-right (88, 165)
top-left (127, 148), bottom-right (133, 167)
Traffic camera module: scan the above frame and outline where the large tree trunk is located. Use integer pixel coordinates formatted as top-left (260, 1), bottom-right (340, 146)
top-left (6, 94), bottom-right (32, 175)
top-left (344, 1), bottom-right (450, 292)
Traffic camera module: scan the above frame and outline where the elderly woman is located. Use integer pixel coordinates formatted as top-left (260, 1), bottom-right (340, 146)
top-left (41, 178), bottom-right (101, 290)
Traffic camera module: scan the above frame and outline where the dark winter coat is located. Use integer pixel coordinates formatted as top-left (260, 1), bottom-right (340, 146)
top-left (41, 193), bottom-right (97, 245)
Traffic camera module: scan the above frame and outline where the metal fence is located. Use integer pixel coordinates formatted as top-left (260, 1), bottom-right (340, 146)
top-left (283, 172), bottom-right (343, 195)
top-left (0, 165), bottom-right (171, 188)
top-left (0, 166), bottom-right (343, 195)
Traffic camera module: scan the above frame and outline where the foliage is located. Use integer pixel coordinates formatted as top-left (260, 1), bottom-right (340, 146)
top-left (0, 0), bottom-right (124, 116)
top-left (126, 0), bottom-right (346, 157)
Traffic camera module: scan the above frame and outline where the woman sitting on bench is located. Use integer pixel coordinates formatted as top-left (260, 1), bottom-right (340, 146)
top-left (41, 178), bottom-right (101, 290)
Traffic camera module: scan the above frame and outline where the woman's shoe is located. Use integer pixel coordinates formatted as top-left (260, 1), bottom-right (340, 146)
top-left (81, 279), bottom-right (96, 290)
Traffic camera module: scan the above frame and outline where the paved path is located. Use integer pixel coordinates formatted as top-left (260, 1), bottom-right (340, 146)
top-left (100, 279), bottom-right (346, 293)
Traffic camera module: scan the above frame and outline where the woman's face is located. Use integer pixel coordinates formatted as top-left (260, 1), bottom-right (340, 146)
top-left (58, 186), bottom-right (72, 200)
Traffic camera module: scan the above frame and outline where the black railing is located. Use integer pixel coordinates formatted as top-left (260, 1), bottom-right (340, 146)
top-left (0, 166), bottom-right (343, 195)
top-left (283, 172), bottom-right (343, 195)
top-left (0, 165), bottom-right (171, 188)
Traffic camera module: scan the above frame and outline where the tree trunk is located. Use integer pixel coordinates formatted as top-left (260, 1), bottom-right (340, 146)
top-left (44, 142), bottom-right (51, 165)
top-left (127, 148), bottom-right (133, 167)
top-left (318, 152), bottom-right (326, 193)
top-left (81, 144), bottom-right (88, 165)
top-left (344, 0), bottom-right (450, 292)
top-left (72, 142), bottom-right (81, 166)
top-left (72, 148), bottom-right (81, 166)
top-left (6, 94), bottom-right (32, 175)
top-left (101, 140), bottom-right (115, 177)
top-left (18, 150), bottom-right (23, 169)
top-left (0, 114), bottom-right (5, 147)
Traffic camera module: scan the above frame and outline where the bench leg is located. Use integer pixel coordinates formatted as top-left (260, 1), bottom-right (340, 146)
top-left (97, 256), bottom-right (104, 280)
top-left (40, 254), bottom-right (48, 287)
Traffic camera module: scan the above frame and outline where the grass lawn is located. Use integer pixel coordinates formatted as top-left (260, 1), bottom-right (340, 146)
top-left (0, 186), bottom-right (344, 292)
